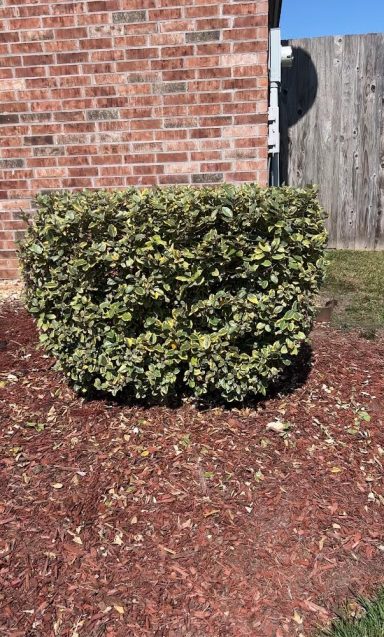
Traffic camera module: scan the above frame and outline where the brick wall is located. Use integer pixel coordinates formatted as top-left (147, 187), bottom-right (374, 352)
top-left (0, 0), bottom-right (269, 279)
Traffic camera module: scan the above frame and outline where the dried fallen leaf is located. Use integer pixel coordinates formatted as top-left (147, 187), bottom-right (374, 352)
top-left (292, 610), bottom-right (303, 625)
top-left (113, 533), bottom-right (123, 546)
top-left (330, 466), bottom-right (342, 473)
top-left (51, 483), bottom-right (63, 489)
top-left (254, 469), bottom-right (264, 482)
top-left (302, 600), bottom-right (329, 616)
top-left (159, 544), bottom-right (176, 555)
top-left (113, 605), bottom-right (125, 615)
top-left (204, 509), bottom-right (220, 518)
top-left (26, 421), bottom-right (45, 432)
top-left (266, 420), bottom-right (291, 433)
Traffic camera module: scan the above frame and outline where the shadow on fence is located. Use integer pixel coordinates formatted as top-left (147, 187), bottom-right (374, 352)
top-left (280, 45), bottom-right (318, 185)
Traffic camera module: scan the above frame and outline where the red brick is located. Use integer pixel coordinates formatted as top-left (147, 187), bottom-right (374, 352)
top-left (159, 20), bottom-right (192, 33)
top-left (184, 5), bottom-right (220, 18)
top-left (194, 18), bottom-right (230, 30)
top-left (199, 115), bottom-right (233, 127)
top-left (49, 3), bottom-right (86, 15)
top-left (194, 44), bottom-right (231, 57)
top-left (44, 40), bottom-right (80, 53)
top-left (191, 150), bottom-right (221, 161)
top-left (49, 64), bottom-right (80, 77)
top-left (56, 27), bottom-right (88, 40)
top-left (0, 55), bottom-right (22, 67)
top-left (233, 15), bottom-right (267, 27)
top-left (184, 56), bottom-right (220, 69)
top-left (8, 18), bottom-right (42, 30)
top-left (57, 156), bottom-right (90, 166)
top-left (87, 1), bottom-right (119, 12)
top-left (189, 104), bottom-right (221, 116)
top-left (0, 69), bottom-right (13, 79)
top-left (0, 32), bottom-right (19, 44)
top-left (17, 5), bottom-right (51, 18)
top-left (234, 113), bottom-right (267, 126)
top-left (158, 174), bottom-right (190, 184)
top-left (22, 53), bottom-right (55, 66)
top-left (198, 92), bottom-right (232, 104)
top-left (29, 157), bottom-right (57, 168)
top-left (133, 164), bottom-right (164, 175)
top-left (0, 0), bottom-right (270, 278)
top-left (15, 66), bottom-right (47, 78)
top-left (20, 30), bottom-right (54, 44)
top-left (162, 69), bottom-right (195, 82)
top-left (148, 8), bottom-right (182, 21)
top-left (10, 41), bottom-right (44, 54)
top-left (160, 45), bottom-right (194, 58)
top-left (150, 58), bottom-right (183, 71)
top-left (94, 177), bottom-right (126, 187)
top-left (68, 166), bottom-right (99, 177)
top-left (156, 152), bottom-right (189, 163)
top-left (0, 268), bottom-right (20, 279)
top-left (190, 128), bottom-right (222, 139)
top-left (76, 13), bottom-right (111, 26)
top-left (80, 37), bottom-right (113, 50)
top-left (61, 178), bottom-right (94, 188)
top-left (0, 101), bottom-right (28, 114)
top-left (232, 40), bottom-right (267, 54)
top-left (42, 18), bottom-right (75, 32)
top-left (223, 2), bottom-right (268, 16)
top-left (150, 32), bottom-right (184, 46)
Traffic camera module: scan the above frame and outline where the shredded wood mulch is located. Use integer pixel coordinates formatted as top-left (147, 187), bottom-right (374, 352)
top-left (1, 301), bottom-right (384, 637)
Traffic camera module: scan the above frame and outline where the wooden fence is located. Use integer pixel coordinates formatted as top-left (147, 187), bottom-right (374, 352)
top-left (280, 33), bottom-right (384, 249)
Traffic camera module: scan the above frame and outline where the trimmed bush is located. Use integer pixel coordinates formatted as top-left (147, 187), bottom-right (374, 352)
top-left (20, 185), bottom-right (327, 402)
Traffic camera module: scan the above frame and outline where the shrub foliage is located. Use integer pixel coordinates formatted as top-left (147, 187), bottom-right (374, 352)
top-left (20, 185), bottom-right (327, 402)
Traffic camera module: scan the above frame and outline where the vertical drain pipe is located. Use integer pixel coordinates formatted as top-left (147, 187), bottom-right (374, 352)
top-left (268, 29), bottom-right (281, 187)
top-left (268, 29), bottom-right (293, 186)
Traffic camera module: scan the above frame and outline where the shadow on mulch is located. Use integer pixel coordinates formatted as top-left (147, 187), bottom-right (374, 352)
top-left (84, 343), bottom-right (313, 411)
top-left (0, 299), bottom-right (313, 410)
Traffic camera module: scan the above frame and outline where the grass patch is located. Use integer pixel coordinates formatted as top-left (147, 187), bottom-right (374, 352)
top-left (321, 251), bottom-right (384, 332)
top-left (321, 590), bottom-right (384, 637)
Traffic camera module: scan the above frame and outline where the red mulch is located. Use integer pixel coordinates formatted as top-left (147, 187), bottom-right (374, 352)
top-left (1, 303), bottom-right (384, 637)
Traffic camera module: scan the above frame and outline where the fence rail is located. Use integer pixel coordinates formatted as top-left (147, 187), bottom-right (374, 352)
top-left (281, 33), bottom-right (384, 249)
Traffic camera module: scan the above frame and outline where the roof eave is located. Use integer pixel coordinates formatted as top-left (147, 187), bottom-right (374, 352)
top-left (269, 0), bottom-right (283, 28)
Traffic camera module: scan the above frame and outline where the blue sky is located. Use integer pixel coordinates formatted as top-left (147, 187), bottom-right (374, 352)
top-left (280, 0), bottom-right (384, 39)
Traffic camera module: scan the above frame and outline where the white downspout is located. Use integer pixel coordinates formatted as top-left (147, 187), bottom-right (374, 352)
top-left (268, 28), bottom-right (293, 186)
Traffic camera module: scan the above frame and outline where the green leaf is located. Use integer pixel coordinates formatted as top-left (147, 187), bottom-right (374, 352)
top-left (221, 206), bottom-right (233, 220)
top-left (30, 243), bottom-right (43, 254)
top-left (108, 224), bottom-right (117, 238)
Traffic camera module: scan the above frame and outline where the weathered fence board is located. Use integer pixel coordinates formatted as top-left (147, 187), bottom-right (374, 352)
top-left (281, 33), bottom-right (384, 249)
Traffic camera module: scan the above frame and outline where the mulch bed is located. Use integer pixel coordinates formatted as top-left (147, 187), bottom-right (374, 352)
top-left (1, 302), bottom-right (384, 637)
